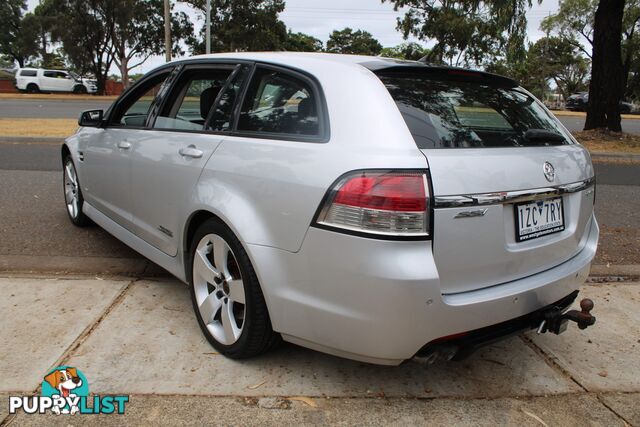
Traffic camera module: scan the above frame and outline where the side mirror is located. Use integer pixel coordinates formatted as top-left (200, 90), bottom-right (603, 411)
top-left (78, 109), bottom-right (104, 127)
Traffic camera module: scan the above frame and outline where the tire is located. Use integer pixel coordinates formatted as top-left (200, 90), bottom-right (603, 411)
top-left (26, 83), bottom-right (39, 93)
top-left (63, 156), bottom-right (91, 226)
top-left (188, 218), bottom-right (280, 359)
top-left (73, 85), bottom-right (87, 94)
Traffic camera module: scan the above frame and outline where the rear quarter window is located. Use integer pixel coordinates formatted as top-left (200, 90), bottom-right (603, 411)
top-left (19, 70), bottom-right (37, 77)
top-left (237, 67), bottom-right (320, 138)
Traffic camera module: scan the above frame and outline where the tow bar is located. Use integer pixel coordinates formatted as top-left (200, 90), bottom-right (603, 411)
top-left (537, 298), bottom-right (596, 335)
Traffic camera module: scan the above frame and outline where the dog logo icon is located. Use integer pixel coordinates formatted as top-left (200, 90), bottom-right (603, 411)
top-left (42, 366), bottom-right (89, 415)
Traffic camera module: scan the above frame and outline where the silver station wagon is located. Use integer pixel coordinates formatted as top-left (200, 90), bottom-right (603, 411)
top-left (63, 53), bottom-right (598, 365)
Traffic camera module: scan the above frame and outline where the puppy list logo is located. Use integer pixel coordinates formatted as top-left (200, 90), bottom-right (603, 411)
top-left (9, 366), bottom-right (129, 415)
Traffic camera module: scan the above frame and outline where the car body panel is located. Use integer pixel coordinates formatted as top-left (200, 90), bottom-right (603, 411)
top-left (130, 131), bottom-right (223, 256)
top-left (246, 215), bottom-right (597, 365)
top-left (82, 127), bottom-right (135, 231)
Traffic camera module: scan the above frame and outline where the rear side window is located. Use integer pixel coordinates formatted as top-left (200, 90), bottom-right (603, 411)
top-left (378, 73), bottom-right (573, 149)
top-left (19, 70), bottom-right (37, 77)
top-left (237, 67), bottom-right (319, 137)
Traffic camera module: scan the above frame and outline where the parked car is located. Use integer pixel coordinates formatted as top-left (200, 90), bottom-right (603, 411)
top-left (565, 91), bottom-right (632, 113)
top-left (15, 68), bottom-right (97, 94)
top-left (62, 53), bottom-right (598, 365)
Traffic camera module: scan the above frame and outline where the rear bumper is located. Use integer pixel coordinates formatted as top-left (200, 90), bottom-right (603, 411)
top-left (247, 214), bottom-right (599, 365)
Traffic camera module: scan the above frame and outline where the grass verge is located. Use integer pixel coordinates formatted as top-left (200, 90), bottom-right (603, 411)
top-left (573, 129), bottom-right (640, 154)
top-left (0, 118), bottom-right (77, 138)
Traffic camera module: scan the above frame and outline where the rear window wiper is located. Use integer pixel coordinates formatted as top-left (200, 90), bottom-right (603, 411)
top-left (523, 129), bottom-right (566, 144)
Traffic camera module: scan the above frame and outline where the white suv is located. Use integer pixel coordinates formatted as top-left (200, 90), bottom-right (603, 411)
top-left (15, 68), bottom-right (97, 94)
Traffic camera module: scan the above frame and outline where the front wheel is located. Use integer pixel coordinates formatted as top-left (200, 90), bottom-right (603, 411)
top-left (188, 219), bottom-right (280, 358)
top-left (63, 156), bottom-right (91, 226)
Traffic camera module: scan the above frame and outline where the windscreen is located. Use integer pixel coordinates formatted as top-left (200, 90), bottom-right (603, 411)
top-left (378, 73), bottom-right (573, 149)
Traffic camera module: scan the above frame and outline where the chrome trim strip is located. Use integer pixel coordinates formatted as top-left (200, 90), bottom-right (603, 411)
top-left (434, 177), bottom-right (595, 208)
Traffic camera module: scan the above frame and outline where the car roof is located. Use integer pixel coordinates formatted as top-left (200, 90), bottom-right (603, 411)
top-left (168, 52), bottom-right (518, 87)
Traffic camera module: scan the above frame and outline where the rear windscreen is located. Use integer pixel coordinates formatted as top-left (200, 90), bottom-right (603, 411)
top-left (378, 73), bottom-right (573, 149)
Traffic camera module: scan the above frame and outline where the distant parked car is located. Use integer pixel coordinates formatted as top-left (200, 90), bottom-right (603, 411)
top-left (15, 68), bottom-right (97, 94)
top-left (565, 92), bottom-right (632, 113)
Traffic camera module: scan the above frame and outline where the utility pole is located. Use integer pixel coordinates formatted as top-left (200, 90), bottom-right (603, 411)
top-left (205, 0), bottom-right (211, 54)
top-left (164, 0), bottom-right (171, 62)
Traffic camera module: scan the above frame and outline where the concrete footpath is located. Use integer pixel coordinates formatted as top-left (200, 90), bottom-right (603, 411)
top-left (0, 272), bottom-right (638, 426)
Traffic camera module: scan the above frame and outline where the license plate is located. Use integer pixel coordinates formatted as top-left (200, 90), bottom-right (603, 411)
top-left (515, 197), bottom-right (565, 242)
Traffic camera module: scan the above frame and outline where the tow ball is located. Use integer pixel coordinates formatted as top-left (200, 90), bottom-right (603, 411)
top-left (537, 298), bottom-right (596, 335)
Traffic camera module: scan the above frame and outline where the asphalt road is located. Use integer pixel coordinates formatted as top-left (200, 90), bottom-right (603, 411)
top-left (1, 98), bottom-right (640, 134)
top-left (0, 142), bottom-right (637, 266)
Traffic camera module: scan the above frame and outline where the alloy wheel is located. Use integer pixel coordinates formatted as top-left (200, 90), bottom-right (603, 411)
top-left (192, 233), bottom-right (246, 345)
top-left (64, 160), bottom-right (80, 219)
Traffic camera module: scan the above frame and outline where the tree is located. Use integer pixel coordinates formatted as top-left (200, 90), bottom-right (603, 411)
top-left (43, 0), bottom-right (193, 93)
top-left (184, 0), bottom-right (287, 53)
top-left (0, 0), bottom-right (39, 67)
top-left (109, 0), bottom-right (193, 88)
top-left (542, 0), bottom-right (640, 102)
top-left (584, 0), bottom-right (626, 131)
top-left (380, 42), bottom-right (429, 60)
top-left (283, 31), bottom-right (323, 52)
top-left (528, 37), bottom-right (590, 98)
top-left (541, 0), bottom-right (597, 58)
top-left (485, 36), bottom-right (589, 100)
top-left (43, 0), bottom-right (116, 94)
top-left (383, 0), bottom-right (538, 67)
top-left (326, 28), bottom-right (382, 55)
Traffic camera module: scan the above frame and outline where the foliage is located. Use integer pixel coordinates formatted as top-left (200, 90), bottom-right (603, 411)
top-left (540, 0), bottom-right (596, 58)
top-left (382, 0), bottom-right (538, 67)
top-left (41, 0), bottom-right (115, 94)
top-left (283, 31), bottom-right (323, 52)
top-left (542, 0), bottom-right (640, 100)
top-left (0, 55), bottom-right (16, 69)
top-left (528, 37), bottom-right (590, 98)
top-left (108, 0), bottom-right (193, 87)
top-left (326, 28), bottom-right (383, 55)
top-left (40, 0), bottom-right (192, 92)
top-left (184, 0), bottom-right (287, 53)
top-left (380, 42), bottom-right (429, 60)
top-left (0, 0), bottom-right (39, 67)
top-left (486, 36), bottom-right (589, 100)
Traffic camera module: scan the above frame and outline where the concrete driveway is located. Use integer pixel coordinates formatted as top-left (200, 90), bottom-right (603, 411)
top-left (0, 273), bottom-right (638, 425)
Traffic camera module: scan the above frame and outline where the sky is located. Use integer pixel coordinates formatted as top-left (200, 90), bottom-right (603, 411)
top-left (25, 0), bottom-right (561, 74)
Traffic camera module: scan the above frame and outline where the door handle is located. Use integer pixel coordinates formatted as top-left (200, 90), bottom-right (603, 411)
top-left (179, 145), bottom-right (203, 159)
top-left (118, 141), bottom-right (131, 150)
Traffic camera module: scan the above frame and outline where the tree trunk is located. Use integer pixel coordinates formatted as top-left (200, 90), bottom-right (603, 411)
top-left (584, 0), bottom-right (625, 132)
top-left (119, 56), bottom-right (129, 89)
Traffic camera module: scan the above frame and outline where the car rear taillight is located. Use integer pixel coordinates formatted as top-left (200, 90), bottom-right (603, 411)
top-left (315, 170), bottom-right (431, 238)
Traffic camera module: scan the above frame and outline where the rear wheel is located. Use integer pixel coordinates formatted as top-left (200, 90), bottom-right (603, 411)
top-left (26, 83), bottom-right (39, 93)
top-left (188, 218), bottom-right (279, 358)
top-left (63, 156), bottom-right (91, 226)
